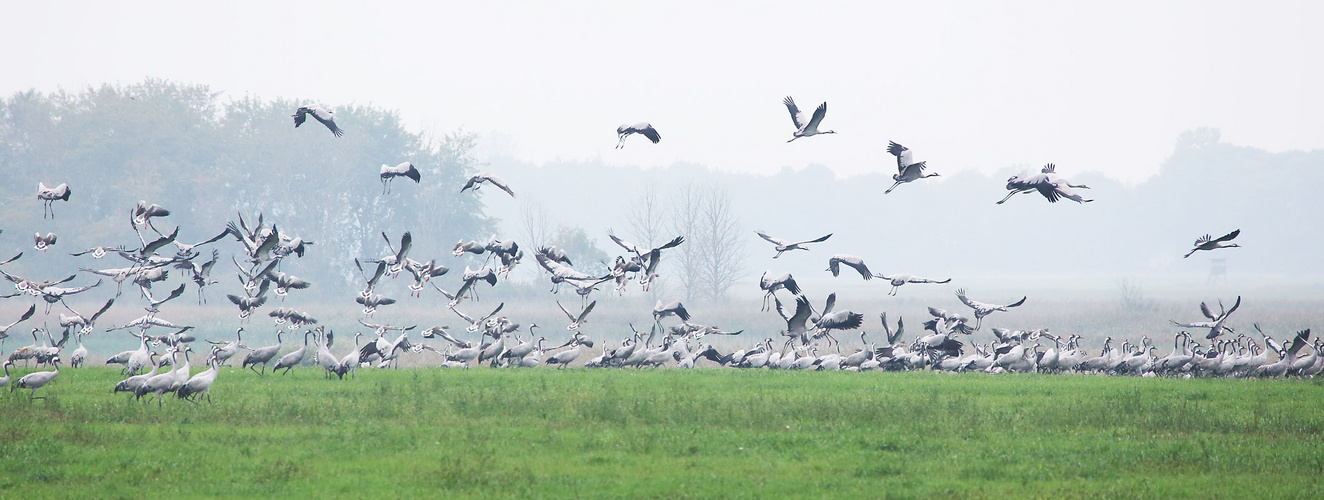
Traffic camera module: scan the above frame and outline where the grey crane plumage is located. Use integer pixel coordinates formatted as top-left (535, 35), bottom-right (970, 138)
top-left (544, 337), bottom-right (584, 369)
top-left (758, 271), bottom-right (801, 311)
top-left (355, 293), bottom-right (397, 317)
top-left (37, 182), bottom-right (71, 219)
top-left (131, 201), bottom-right (170, 234)
top-left (379, 162), bottom-right (421, 194)
top-left (997, 164), bottom-right (1092, 204)
top-left (813, 309), bottom-right (864, 347)
top-left (956, 288), bottom-right (1027, 331)
top-left (71, 245), bottom-right (119, 259)
top-left (226, 279), bottom-right (270, 321)
top-left (372, 231), bottom-right (413, 277)
top-left (293, 105), bottom-right (343, 137)
top-left (177, 353), bottom-right (220, 402)
top-left (404, 258), bottom-right (448, 297)
top-left (616, 122), bottom-right (661, 148)
top-left (59, 299), bottom-right (113, 337)
top-left (0, 304), bottom-right (37, 340)
top-left (1170, 296), bottom-right (1241, 339)
top-left (453, 239), bottom-right (486, 257)
top-left (884, 141), bottom-right (940, 193)
top-left (607, 232), bottom-right (684, 291)
top-left (175, 249), bottom-right (220, 304)
top-left (535, 254), bottom-right (602, 294)
top-left (0, 251), bottom-right (22, 267)
top-left (354, 258), bottom-right (388, 299)
top-left (460, 172), bottom-right (515, 197)
top-left (1184, 229), bottom-right (1240, 258)
top-left (141, 283), bottom-right (185, 314)
top-left (557, 300), bottom-right (597, 332)
top-left (826, 254), bottom-right (872, 280)
top-left (783, 96), bottom-right (835, 142)
top-left (33, 232), bottom-right (57, 252)
top-left (13, 357), bottom-right (59, 399)
top-left (757, 231), bottom-right (832, 259)
top-left (274, 331), bottom-right (312, 375)
top-left (170, 228), bottom-right (229, 259)
top-left (267, 270), bottom-right (311, 300)
top-left (653, 300), bottom-right (691, 324)
top-left (875, 273), bottom-right (951, 296)
top-left (774, 294), bottom-right (814, 348)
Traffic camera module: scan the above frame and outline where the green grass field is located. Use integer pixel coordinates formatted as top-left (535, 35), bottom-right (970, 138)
top-left (2, 366), bottom-right (1322, 498)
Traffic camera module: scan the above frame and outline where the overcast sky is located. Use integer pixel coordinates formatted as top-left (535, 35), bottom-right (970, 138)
top-left (2, 1), bottom-right (1319, 182)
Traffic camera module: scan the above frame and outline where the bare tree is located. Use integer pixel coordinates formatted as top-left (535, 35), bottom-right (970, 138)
top-left (628, 188), bottom-right (670, 296)
top-left (627, 188), bottom-right (668, 250)
top-left (698, 186), bottom-right (746, 301)
top-left (670, 183), bottom-right (704, 301)
top-left (669, 183), bottom-right (745, 302)
top-left (519, 198), bottom-right (553, 280)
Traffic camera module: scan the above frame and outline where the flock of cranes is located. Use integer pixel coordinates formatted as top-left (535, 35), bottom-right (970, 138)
top-left (0, 96), bottom-right (1297, 406)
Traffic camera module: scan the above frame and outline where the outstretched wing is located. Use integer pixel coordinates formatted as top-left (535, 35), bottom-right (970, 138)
top-left (955, 288), bottom-right (979, 309)
top-left (577, 301), bottom-right (597, 323)
top-left (887, 141), bottom-right (913, 173)
top-left (756, 231), bottom-right (788, 246)
top-left (1213, 229), bottom-right (1240, 243)
top-left (805, 101), bottom-right (828, 131)
top-left (312, 108), bottom-right (344, 137)
top-left (639, 125), bottom-right (661, 143)
top-left (607, 231), bottom-right (642, 256)
top-left (486, 175), bottom-right (516, 197)
top-left (652, 236), bottom-right (685, 252)
top-left (794, 233), bottom-right (833, 246)
top-left (783, 96), bottom-right (806, 129)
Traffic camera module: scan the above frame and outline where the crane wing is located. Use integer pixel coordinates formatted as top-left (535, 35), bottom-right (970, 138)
top-left (805, 101), bottom-right (828, 131)
top-left (1213, 229), bottom-right (1240, 243)
top-left (756, 231), bottom-right (788, 246)
top-left (794, 233), bottom-right (833, 246)
top-left (783, 96), bottom-right (806, 129)
top-left (578, 301), bottom-right (597, 323)
top-left (312, 108), bottom-right (343, 137)
top-left (887, 141), bottom-right (914, 173)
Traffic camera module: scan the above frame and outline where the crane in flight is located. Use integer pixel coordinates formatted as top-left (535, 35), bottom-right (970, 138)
top-left (783, 96), bottom-right (835, 142)
top-left (1184, 229), bottom-right (1241, 258)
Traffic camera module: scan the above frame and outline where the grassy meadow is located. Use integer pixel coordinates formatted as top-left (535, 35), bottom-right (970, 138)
top-left (1, 366), bottom-right (1323, 498)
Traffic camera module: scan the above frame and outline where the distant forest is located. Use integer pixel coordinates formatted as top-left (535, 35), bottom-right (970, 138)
top-left (0, 80), bottom-right (492, 297)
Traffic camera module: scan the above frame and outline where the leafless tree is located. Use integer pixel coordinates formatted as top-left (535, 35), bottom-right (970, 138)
top-left (698, 186), bottom-right (746, 301)
top-left (628, 188), bottom-right (670, 296)
top-left (670, 184), bottom-right (704, 301)
top-left (628, 188), bottom-right (668, 250)
top-left (519, 198), bottom-right (553, 279)
top-left (670, 183), bottom-right (746, 302)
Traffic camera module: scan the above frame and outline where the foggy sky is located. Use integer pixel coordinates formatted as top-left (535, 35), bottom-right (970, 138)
top-left (1, 1), bottom-right (1320, 183)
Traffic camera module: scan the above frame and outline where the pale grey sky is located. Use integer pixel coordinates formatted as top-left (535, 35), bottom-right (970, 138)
top-left (2, 0), bottom-right (1319, 182)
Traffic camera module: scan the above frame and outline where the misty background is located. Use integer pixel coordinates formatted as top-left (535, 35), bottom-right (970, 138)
top-left (0, 2), bottom-right (1320, 356)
